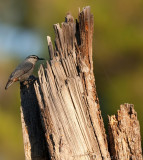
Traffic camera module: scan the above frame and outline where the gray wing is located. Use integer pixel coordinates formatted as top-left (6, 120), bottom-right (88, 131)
top-left (9, 61), bottom-right (33, 80)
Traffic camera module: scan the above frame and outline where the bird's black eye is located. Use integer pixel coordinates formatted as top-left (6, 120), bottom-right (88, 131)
top-left (28, 55), bottom-right (38, 59)
top-left (32, 56), bottom-right (37, 59)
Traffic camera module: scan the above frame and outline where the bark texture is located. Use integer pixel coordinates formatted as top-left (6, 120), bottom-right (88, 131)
top-left (108, 103), bottom-right (142, 160)
top-left (20, 6), bottom-right (142, 160)
top-left (34, 6), bottom-right (110, 160)
top-left (20, 78), bottom-right (49, 160)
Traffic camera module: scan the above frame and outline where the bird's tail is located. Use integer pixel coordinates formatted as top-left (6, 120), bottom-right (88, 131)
top-left (5, 80), bottom-right (13, 90)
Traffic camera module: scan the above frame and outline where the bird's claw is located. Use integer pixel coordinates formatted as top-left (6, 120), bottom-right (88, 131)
top-left (20, 75), bottom-right (37, 89)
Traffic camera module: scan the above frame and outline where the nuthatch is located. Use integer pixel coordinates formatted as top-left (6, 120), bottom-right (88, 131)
top-left (5, 55), bottom-right (45, 90)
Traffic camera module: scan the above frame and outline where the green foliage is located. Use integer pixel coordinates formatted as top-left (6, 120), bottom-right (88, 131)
top-left (0, 108), bottom-right (24, 160)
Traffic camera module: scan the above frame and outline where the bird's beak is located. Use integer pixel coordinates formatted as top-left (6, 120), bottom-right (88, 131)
top-left (38, 57), bottom-right (45, 60)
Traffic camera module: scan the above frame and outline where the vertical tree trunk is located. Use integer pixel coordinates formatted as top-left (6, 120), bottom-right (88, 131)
top-left (20, 79), bottom-right (49, 160)
top-left (34, 6), bottom-right (110, 160)
top-left (20, 6), bottom-right (142, 160)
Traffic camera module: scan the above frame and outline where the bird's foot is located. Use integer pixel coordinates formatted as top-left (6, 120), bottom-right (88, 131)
top-left (20, 75), bottom-right (38, 89)
top-left (28, 75), bottom-right (37, 83)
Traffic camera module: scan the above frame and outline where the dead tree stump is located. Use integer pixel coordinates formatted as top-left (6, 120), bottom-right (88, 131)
top-left (20, 6), bottom-right (142, 160)
top-left (20, 78), bottom-right (49, 160)
top-left (108, 104), bottom-right (142, 160)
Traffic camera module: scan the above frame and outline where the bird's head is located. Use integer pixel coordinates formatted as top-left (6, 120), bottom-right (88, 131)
top-left (26, 55), bottom-right (45, 63)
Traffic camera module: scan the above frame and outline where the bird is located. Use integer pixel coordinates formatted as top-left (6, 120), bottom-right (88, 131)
top-left (5, 55), bottom-right (45, 90)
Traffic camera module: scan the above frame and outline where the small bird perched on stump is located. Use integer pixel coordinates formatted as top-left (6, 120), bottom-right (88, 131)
top-left (5, 55), bottom-right (45, 90)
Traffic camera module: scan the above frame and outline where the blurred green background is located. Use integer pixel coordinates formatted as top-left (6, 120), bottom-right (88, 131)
top-left (0, 0), bottom-right (143, 159)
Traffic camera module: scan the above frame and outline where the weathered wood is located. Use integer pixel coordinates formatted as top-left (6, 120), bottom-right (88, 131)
top-left (34, 6), bottom-right (110, 160)
top-left (20, 6), bottom-right (142, 160)
top-left (78, 7), bottom-right (110, 159)
top-left (108, 103), bottom-right (142, 160)
top-left (20, 78), bottom-right (49, 160)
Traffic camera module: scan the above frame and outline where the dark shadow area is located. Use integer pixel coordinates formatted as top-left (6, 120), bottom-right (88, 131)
top-left (20, 76), bottom-right (50, 160)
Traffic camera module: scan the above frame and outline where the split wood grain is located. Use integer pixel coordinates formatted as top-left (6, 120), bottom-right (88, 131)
top-left (20, 79), bottom-right (49, 160)
top-left (34, 6), bottom-right (110, 160)
top-left (20, 6), bottom-right (142, 160)
top-left (108, 103), bottom-right (142, 160)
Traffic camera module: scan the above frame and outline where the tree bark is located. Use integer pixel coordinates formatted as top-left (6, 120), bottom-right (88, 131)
top-left (20, 78), bottom-right (49, 160)
top-left (34, 6), bottom-right (110, 160)
top-left (108, 103), bottom-right (142, 160)
top-left (20, 6), bottom-right (142, 160)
